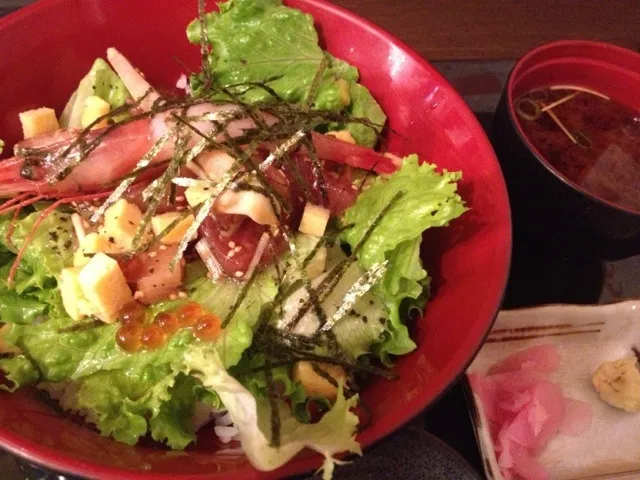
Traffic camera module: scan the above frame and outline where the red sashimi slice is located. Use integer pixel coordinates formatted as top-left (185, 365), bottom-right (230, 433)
top-left (488, 344), bottom-right (561, 375)
top-left (118, 244), bottom-right (184, 304)
top-left (199, 215), bottom-right (285, 277)
top-left (559, 397), bottom-right (593, 436)
top-left (288, 153), bottom-right (358, 215)
top-left (309, 131), bottom-right (398, 174)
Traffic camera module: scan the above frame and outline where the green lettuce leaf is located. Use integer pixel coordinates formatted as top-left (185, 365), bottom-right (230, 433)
top-left (346, 83), bottom-right (386, 147)
top-left (0, 208), bottom-right (76, 286)
top-left (187, 0), bottom-right (385, 145)
top-left (187, 263), bottom-right (278, 368)
top-left (185, 344), bottom-right (361, 479)
top-left (342, 155), bottom-right (466, 361)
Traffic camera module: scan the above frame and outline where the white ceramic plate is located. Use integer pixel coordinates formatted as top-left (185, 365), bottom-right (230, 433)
top-left (466, 301), bottom-right (640, 480)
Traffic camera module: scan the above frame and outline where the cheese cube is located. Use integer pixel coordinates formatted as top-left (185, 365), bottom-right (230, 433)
top-left (337, 78), bottom-right (351, 107)
top-left (326, 130), bottom-right (356, 144)
top-left (293, 361), bottom-right (346, 401)
top-left (184, 185), bottom-right (211, 207)
top-left (79, 253), bottom-right (133, 323)
top-left (73, 249), bottom-right (90, 267)
top-left (101, 199), bottom-right (145, 251)
top-left (81, 95), bottom-right (110, 129)
top-left (216, 188), bottom-right (278, 226)
top-left (80, 232), bottom-right (122, 254)
top-left (59, 267), bottom-right (88, 321)
top-left (299, 204), bottom-right (330, 237)
top-left (151, 212), bottom-right (196, 245)
top-left (19, 108), bottom-right (59, 139)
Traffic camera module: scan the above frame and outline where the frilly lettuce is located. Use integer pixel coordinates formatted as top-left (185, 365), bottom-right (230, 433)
top-left (186, 0), bottom-right (385, 146)
top-left (185, 344), bottom-right (361, 479)
top-left (342, 155), bottom-right (466, 362)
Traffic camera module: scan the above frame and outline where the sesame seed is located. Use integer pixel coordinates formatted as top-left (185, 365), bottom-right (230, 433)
top-left (227, 250), bottom-right (235, 258)
top-left (159, 245), bottom-right (167, 250)
top-left (82, 220), bottom-right (90, 229)
top-left (234, 246), bottom-right (242, 253)
top-left (169, 294), bottom-right (178, 300)
top-left (176, 196), bottom-right (185, 202)
top-left (149, 251), bottom-right (157, 258)
top-left (178, 292), bottom-right (188, 299)
top-left (235, 271), bottom-right (244, 278)
top-left (134, 290), bottom-right (144, 299)
top-left (176, 206), bottom-right (185, 211)
top-left (351, 184), bottom-right (358, 190)
top-left (228, 241), bottom-right (236, 248)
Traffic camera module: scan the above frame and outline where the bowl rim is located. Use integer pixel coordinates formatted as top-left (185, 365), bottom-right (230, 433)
top-left (0, 0), bottom-right (511, 478)
top-left (505, 39), bottom-right (640, 218)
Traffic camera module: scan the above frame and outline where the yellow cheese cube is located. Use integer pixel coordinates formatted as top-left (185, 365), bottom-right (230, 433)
top-left (299, 204), bottom-right (330, 237)
top-left (293, 361), bottom-right (346, 401)
top-left (101, 199), bottom-right (145, 251)
top-left (73, 249), bottom-right (90, 267)
top-left (59, 267), bottom-right (88, 321)
top-left (184, 185), bottom-right (211, 207)
top-left (151, 212), bottom-right (196, 245)
top-left (81, 95), bottom-right (110, 129)
top-left (80, 232), bottom-right (122, 254)
top-left (326, 130), bottom-right (356, 144)
top-left (79, 253), bottom-right (133, 323)
top-left (337, 78), bottom-right (351, 107)
top-left (19, 107), bottom-right (59, 139)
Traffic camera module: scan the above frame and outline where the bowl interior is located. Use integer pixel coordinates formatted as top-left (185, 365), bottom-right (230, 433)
top-left (0, 0), bottom-right (511, 478)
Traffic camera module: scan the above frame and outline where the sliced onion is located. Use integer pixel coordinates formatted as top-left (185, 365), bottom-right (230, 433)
top-left (195, 239), bottom-right (223, 281)
top-left (243, 232), bottom-right (270, 280)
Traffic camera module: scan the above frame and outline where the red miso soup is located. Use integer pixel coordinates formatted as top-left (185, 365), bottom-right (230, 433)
top-left (515, 87), bottom-right (640, 212)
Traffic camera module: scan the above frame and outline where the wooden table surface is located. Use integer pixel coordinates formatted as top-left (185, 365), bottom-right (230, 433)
top-left (332, 0), bottom-right (640, 60)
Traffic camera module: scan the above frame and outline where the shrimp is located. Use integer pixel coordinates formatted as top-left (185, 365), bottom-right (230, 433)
top-left (0, 48), bottom-right (276, 201)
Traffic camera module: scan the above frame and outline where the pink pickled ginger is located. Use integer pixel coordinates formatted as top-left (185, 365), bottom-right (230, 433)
top-left (469, 344), bottom-right (593, 480)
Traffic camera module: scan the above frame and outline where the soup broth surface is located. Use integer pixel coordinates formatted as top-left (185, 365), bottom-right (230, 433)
top-left (517, 88), bottom-right (640, 212)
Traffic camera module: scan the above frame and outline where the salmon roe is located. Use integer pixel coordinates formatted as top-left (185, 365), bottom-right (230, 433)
top-left (175, 302), bottom-right (204, 327)
top-left (141, 324), bottom-right (166, 350)
top-left (194, 314), bottom-right (222, 341)
top-left (116, 322), bottom-right (143, 353)
top-left (154, 312), bottom-right (179, 334)
top-left (119, 301), bottom-right (146, 325)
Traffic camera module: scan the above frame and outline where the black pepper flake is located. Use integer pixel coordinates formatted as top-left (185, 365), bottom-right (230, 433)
top-left (128, 220), bottom-right (135, 226)
top-left (49, 232), bottom-right (59, 242)
top-left (362, 316), bottom-right (368, 323)
top-left (63, 240), bottom-right (73, 249)
top-left (368, 300), bottom-right (374, 306)
top-left (108, 237), bottom-right (115, 244)
top-left (378, 317), bottom-right (386, 325)
top-left (149, 268), bottom-right (155, 274)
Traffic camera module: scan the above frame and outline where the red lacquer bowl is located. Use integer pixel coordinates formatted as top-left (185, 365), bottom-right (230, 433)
top-left (0, 0), bottom-right (511, 478)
